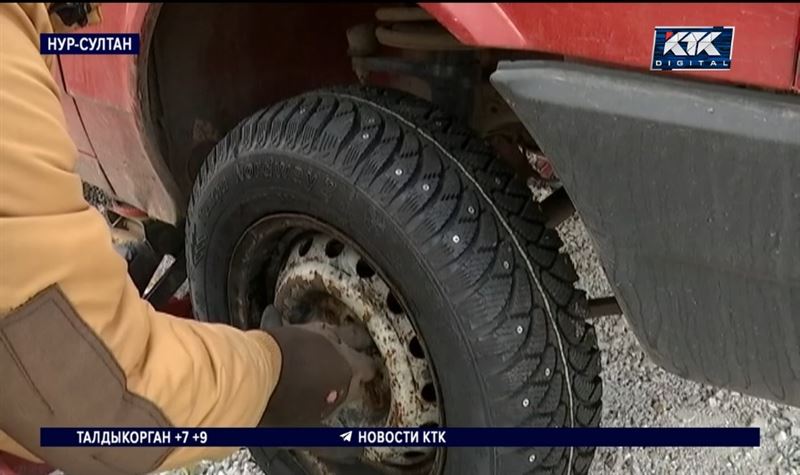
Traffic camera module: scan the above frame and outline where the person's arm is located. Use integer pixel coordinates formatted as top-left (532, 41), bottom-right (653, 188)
top-left (0, 4), bottom-right (282, 472)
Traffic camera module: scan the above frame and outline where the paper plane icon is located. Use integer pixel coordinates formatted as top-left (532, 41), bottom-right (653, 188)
top-left (340, 431), bottom-right (353, 442)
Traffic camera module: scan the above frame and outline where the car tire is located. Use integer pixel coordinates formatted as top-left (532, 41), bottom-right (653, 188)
top-left (185, 86), bottom-right (602, 475)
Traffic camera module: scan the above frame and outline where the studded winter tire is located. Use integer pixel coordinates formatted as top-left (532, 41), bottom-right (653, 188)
top-left (185, 86), bottom-right (603, 475)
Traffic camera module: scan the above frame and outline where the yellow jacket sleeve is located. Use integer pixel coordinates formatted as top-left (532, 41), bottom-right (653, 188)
top-left (0, 4), bottom-right (281, 473)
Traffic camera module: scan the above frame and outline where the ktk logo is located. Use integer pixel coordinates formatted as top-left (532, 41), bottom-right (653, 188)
top-left (652, 26), bottom-right (734, 71)
top-left (662, 31), bottom-right (721, 56)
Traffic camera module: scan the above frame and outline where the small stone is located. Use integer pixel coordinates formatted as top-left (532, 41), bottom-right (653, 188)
top-left (708, 397), bottom-right (718, 408)
top-left (791, 426), bottom-right (800, 438)
top-left (750, 415), bottom-right (768, 428)
top-left (687, 393), bottom-right (703, 405)
top-left (783, 409), bottom-right (800, 423)
top-left (772, 453), bottom-right (784, 465)
top-left (775, 430), bottom-right (788, 443)
top-left (776, 418), bottom-right (792, 429)
top-left (674, 408), bottom-right (696, 423)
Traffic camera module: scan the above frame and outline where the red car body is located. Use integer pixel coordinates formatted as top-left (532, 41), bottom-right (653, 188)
top-left (55, 2), bottom-right (800, 223)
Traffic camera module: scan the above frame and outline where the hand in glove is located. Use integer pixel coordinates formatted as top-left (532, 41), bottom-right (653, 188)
top-left (258, 306), bottom-right (377, 427)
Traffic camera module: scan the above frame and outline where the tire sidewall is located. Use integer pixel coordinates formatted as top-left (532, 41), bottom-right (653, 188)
top-left (188, 150), bottom-right (492, 473)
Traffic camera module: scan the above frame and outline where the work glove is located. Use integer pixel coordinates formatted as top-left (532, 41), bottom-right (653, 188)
top-left (257, 305), bottom-right (377, 427)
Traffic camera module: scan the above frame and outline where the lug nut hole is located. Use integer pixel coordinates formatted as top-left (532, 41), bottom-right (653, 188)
top-left (386, 292), bottom-right (403, 314)
top-left (408, 336), bottom-right (425, 359)
top-left (297, 238), bottom-right (313, 257)
top-left (421, 383), bottom-right (436, 403)
top-left (356, 259), bottom-right (376, 278)
top-left (325, 239), bottom-right (344, 258)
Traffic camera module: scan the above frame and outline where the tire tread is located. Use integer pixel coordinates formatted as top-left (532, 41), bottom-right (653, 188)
top-left (186, 86), bottom-right (602, 475)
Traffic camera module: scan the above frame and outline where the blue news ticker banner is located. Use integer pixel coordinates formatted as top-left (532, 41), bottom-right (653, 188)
top-left (40, 33), bottom-right (140, 55)
top-left (41, 427), bottom-right (760, 448)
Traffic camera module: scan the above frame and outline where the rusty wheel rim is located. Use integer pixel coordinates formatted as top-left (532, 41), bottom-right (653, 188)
top-left (227, 214), bottom-right (445, 474)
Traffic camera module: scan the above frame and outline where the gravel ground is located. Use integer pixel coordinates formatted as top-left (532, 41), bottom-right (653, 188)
top-left (79, 184), bottom-right (800, 475)
top-left (559, 214), bottom-right (800, 475)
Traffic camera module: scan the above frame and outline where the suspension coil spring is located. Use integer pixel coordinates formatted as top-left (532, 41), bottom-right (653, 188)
top-left (373, 6), bottom-right (470, 51)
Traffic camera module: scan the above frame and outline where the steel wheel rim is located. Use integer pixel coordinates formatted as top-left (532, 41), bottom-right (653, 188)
top-left (227, 214), bottom-right (445, 474)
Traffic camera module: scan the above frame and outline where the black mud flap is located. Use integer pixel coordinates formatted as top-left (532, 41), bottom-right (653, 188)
top-left (491, 61), bottom-right (800, 406)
